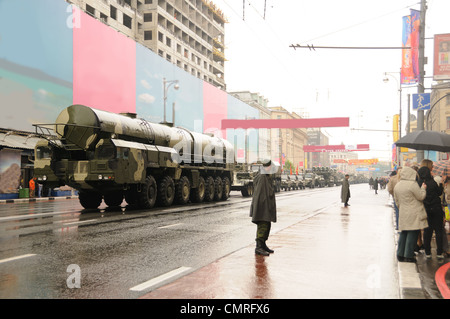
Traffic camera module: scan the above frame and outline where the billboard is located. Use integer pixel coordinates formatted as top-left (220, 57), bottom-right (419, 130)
top-left (434, 33), bottom-right (450, 81)
top-left (0, 0), bottom-right (257, 153)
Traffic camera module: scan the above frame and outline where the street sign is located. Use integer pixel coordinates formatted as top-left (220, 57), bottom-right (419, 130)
top-left (412, 93), bottom-right (431, 110)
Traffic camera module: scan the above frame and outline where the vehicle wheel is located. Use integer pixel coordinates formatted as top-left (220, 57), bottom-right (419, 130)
top-left (175, 176), bottom-right (190, 204)
top-left (191, 176), bottom-right (205, 203)
top-left (104, 191), bottom-right (124, 207)
top-left (158, 176), bottom-right (175, 207)
top-left (138, 175), bottom-right (157, 209)
top-left (247, 184), bottom-right (254, 196)
top-left (214, 176), bottom-right (223, 201)
top-left (221, 177), bottom-right (231, 200)
top-left (79, 190), bottom-right (102, 209)
top-left (204, 176), bottom-right (215, 202)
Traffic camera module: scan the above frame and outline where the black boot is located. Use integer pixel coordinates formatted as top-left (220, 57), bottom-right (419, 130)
top-left (255, 240), bottom-right (270, 256)
top-left (262, 241), bottom-right (274, 253)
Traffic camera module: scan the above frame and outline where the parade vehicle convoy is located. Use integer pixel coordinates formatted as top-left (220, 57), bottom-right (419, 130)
top-left (280, 174), bottom-right (294, 191)
top-left (33, 104), bottom-right (235, 210)
top-left (288, 174), bottom-right (304, 190)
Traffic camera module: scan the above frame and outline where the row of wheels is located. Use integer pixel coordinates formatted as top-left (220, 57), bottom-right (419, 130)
top-left (78, 174), bottom-right (231, 210)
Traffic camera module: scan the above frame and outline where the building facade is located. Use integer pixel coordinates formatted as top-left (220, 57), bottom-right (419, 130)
top-left (230, 91), bottom-right (271, 161)
top-left (269, 107), bottom-right (308, 171)
top-left (306, 128), bottom-right (331, 169)
top-left (68, 0), bottom-right (226, 89)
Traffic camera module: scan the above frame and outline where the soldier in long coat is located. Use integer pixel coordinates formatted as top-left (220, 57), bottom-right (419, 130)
top-left (341, 174), bottom-right (350, 207)
top-left (250, 160), bottom-right (277, 256)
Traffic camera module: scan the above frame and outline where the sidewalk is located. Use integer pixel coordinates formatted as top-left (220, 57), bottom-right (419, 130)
top-left (141, 187), bottom-right (435, 299)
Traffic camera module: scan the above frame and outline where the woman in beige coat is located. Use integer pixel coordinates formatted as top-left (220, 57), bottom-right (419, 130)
top-left (393, 166), bottom-right (429, 262)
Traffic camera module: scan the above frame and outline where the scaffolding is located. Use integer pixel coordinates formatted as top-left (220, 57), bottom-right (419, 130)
top-left (201, 0), bottom-right (228, 23)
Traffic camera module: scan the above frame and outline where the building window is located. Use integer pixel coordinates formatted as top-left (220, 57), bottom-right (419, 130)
top-left (158, 32), bottom-right (164, 42)
top-left (166, 36), bottom-right (171, 48)
top-left (447, 117), bottom-right (450, 129)
top-left (144, 13), bottom-right (152, 22)
top-left (110, 6), bottom-right (117, 20)
top-left (123, 14), bottom-right (132, 29)
top-left (100, 12), bottom-right (108, 23)
top-left (145, 0), bottom-right (153, 3)
top-left (86, 4), bottom-right (95, 17)
top-left (144, 30), bottom-right (152, 40)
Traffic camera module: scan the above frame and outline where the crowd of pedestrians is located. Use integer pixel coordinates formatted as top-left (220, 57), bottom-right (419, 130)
top-left (387, 160), bottom-right (450, 262)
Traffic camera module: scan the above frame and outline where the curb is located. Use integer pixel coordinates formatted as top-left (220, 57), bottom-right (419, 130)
top-left (0, 195), bottom-right (79, 204)
top-left (389, 199), bottom-right (426, 299)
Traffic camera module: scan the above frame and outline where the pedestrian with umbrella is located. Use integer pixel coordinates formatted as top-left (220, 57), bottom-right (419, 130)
top-left (395, 130), bottom-right (450, 153)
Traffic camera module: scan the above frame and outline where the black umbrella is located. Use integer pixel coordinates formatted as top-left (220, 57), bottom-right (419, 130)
top-left (395, 130), bottom-right (450, 152)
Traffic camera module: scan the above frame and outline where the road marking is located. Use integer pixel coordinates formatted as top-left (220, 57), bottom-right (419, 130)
top-left (0, 254), bottom-right (36, 264)
top-left (130, 266), bottom-right (192, 292)
top-left (0, 211), bottom-right (78, 222)
top-left (158, 223), bottom-right (182, 229)
top-left (63, 220), bottom-right (97, 226)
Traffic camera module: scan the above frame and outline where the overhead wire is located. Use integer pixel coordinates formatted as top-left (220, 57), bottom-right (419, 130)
top-left (221, 0), bottom-right (306, 89)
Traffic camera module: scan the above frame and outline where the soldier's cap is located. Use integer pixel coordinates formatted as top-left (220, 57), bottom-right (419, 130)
top-left (262, 159), bottom-right (272, 167)
top-left (259, 159), bottom-right (280, 174)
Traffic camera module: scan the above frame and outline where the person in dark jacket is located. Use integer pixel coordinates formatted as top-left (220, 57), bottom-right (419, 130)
top-left (250, 160), bottom-right (277, 256)
top-left (373, 177), bottom-right (379, 194)
top-left (341, 174), bottom-right (350, 207)
top-left (417, 166), bottom-right (445, 259)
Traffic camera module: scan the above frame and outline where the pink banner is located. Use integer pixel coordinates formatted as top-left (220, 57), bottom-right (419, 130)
top-left (221, 117), bottom-right (349, 129)
top-left (303, 144), bottom-right (370, 152)
top-left (73, 8), bottom-right (136, 114)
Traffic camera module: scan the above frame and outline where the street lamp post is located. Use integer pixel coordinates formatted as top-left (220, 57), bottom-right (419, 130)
top-left (163, 77), bottom-right (179, 124)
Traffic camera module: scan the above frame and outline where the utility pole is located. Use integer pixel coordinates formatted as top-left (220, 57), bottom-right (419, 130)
top-left (416, 0), bottom-right (427, 163)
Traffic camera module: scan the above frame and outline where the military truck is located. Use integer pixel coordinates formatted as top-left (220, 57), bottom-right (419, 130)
top-left (311, 167), bottom-right (338, 187)
top-left (231, 161), bottom-right (282, 196)
top-left (304, 171), bottom-right (325, 188)
top-left (231, 163), bottom-right (255, 197)
top-left (280, 174), bottom-right (294, 191)
top-left (33, 105), bottom-right (234, 210)
top-left (289, 175), bottom-right (305, 189)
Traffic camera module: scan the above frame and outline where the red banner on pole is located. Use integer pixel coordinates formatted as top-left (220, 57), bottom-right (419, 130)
top-left (401, 10), bottom-right (420, 85)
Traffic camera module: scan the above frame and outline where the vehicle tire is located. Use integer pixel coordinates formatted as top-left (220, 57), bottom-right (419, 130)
top-left (175, 176), bottom-right (190, 204)
top-left (104, 191), bottom-right (124, 207)
top-left (158, 176), bottom-right (175, 207)
top-left (246, 184), bottom-right (254, 196)
top-left (137, 175), bottom-right (157, 209)
top-left (204, 176), bottom-right (215, 202)
top-left (221, 176), bottom-right (231, 200)
top-left (79, 190), bottom-right (102, 209)
top-left (214, 176), bottom-right (223, 201)
top-left (190, 176), bottom-right (205, 203)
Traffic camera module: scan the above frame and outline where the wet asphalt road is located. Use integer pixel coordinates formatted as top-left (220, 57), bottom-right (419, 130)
top-left (0, 186), bottom-right (337, 299)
